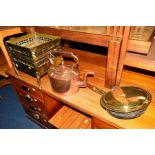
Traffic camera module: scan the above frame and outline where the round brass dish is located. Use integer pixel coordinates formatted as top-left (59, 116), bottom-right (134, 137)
top-left (100, 86), bottom-right (152, 119)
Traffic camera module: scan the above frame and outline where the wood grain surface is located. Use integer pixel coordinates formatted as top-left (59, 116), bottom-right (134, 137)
top-left (7, 48), bottom-right (155, 129)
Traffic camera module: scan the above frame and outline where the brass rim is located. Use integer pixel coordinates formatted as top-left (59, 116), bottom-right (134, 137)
top-left (100, 86), bottom-right (152, 113)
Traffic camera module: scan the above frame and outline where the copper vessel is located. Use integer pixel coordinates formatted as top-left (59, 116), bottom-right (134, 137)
top-left (48, 49), bottom-right (94, 95)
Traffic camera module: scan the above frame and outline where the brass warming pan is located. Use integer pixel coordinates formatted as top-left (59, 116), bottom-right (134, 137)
top-left (92, 86), bottom-right (152, 119)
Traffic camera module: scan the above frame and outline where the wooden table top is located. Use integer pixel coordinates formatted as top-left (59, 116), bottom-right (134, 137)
top-left (7, 48), bottom-right (155, 129)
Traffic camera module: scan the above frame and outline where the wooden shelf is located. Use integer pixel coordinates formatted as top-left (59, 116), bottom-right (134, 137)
top-left (125, 52), bottom-right (155, 71)
top-left (34, 26), bottom-right (112, 47)
top-left (127, 40), bottom-right (151, 54)
top-left (125, 38), bottom-right (155, 72)
top-left (48, 26), bottom-right (154, 55)
top-left (116, 27), bottom-right (155, 86)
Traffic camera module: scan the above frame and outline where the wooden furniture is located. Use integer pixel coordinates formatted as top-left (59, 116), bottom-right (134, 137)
top-left (115, 26), bottom-right (155, 85)
top-left (42, 26), bottom-right (155, 87)
top-left (9, 73), bottom-right (62, 128)
top-left (27, 26), bottom-right (155, 87)
top-left (21, 26), bottom-right (125, 88)
top-left (8, 68), bottom-right (93, 129)
top-left (2, 26), bottom-right (155, 129)
top-left (92, 117), bottom-right (118, 129)
top-left (0, 27), bottom-right (24, 69)
top-left (7, 47), bottom-right (155, 129)
top-left (0, 27), bottom-right (20, 87)
top-left (2, 26), bottom-right (155, 88)
top-left (49, 106), bottom-right (91, 129)
top-left (1, 26), bottom-right (122, 88)
top-left (0, 48), bottom-right (9, 78)
top-left (0, 50), bottom-right (10, 87)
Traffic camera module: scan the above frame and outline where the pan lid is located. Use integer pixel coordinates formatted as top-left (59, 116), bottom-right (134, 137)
top-left (100, 86), bottom-right (152, 113)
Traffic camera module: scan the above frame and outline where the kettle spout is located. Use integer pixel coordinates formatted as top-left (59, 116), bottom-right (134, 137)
top-left (77, 72), bottom-right (95, 88)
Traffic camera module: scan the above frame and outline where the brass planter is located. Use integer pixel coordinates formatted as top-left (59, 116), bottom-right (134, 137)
top-left (5, 32), bottom-right (61, 77)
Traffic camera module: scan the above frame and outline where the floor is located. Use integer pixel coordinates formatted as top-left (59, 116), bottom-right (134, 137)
top-left (0, 84), bottom-right (42, 129)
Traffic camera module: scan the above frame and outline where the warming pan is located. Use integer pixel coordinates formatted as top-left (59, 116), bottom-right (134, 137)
top-left (91, 86), bottom-right (152, 119)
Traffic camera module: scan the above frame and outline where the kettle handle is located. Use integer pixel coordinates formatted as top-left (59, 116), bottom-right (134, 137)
top-left (49, 48), bottom-right (79, 64)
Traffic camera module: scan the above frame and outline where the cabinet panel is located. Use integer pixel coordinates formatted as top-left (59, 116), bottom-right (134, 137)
top-left (23, 105), bottom-right (56, 128)
top-left (49, 106), bottom-right (92, 129)
top-left (92, 117), bottom-right (118, 129)
top-left (13, 86), bottom-right (47, 113)
top-left (42, 93), bottom-right (62, 118)
top-left (10, 75), bottom-right (62, 128)
top-left (10, 77), bottom-right (43, 101)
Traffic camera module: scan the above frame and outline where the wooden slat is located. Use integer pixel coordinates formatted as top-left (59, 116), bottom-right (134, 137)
top-left (147, 38), bottom-right (155, 60)
top-left (106, 26), bottom-right (111, 35)
top-left (105, 40), bottom-right (121, 88)
top-left (118, 26), bottom-right (124, 37)
top-left (124, 35), bottom-right (155, 72)
top-left (113, 26), bottom-right (118, 38)
top-left (129, 26), bottom-right (154, 41)
top-left (115, 26), bottom-right (131, 86)
top-left (34, 26), bottom-right (112, 47)
top-left (127, 40), bottom-right (151, 54)
top-left (125, 52), bottom-right (155, 72)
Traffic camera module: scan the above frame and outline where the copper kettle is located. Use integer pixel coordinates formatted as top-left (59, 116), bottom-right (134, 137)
top-left (48, 49), bottom-right (94, 95)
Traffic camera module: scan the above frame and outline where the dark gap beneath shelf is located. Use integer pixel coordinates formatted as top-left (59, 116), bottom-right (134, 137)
top-left (62, 40), bottom-right (108, 56)
top-left (127, 51), bottom-right (148, 56)
top-left (124, 66), bottom-right (155, 77)
top-left (3, 32), bottom-right (27, 42)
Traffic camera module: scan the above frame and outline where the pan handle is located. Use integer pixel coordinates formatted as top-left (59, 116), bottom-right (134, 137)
top-left (89, 86), bottom-right (106, 95)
